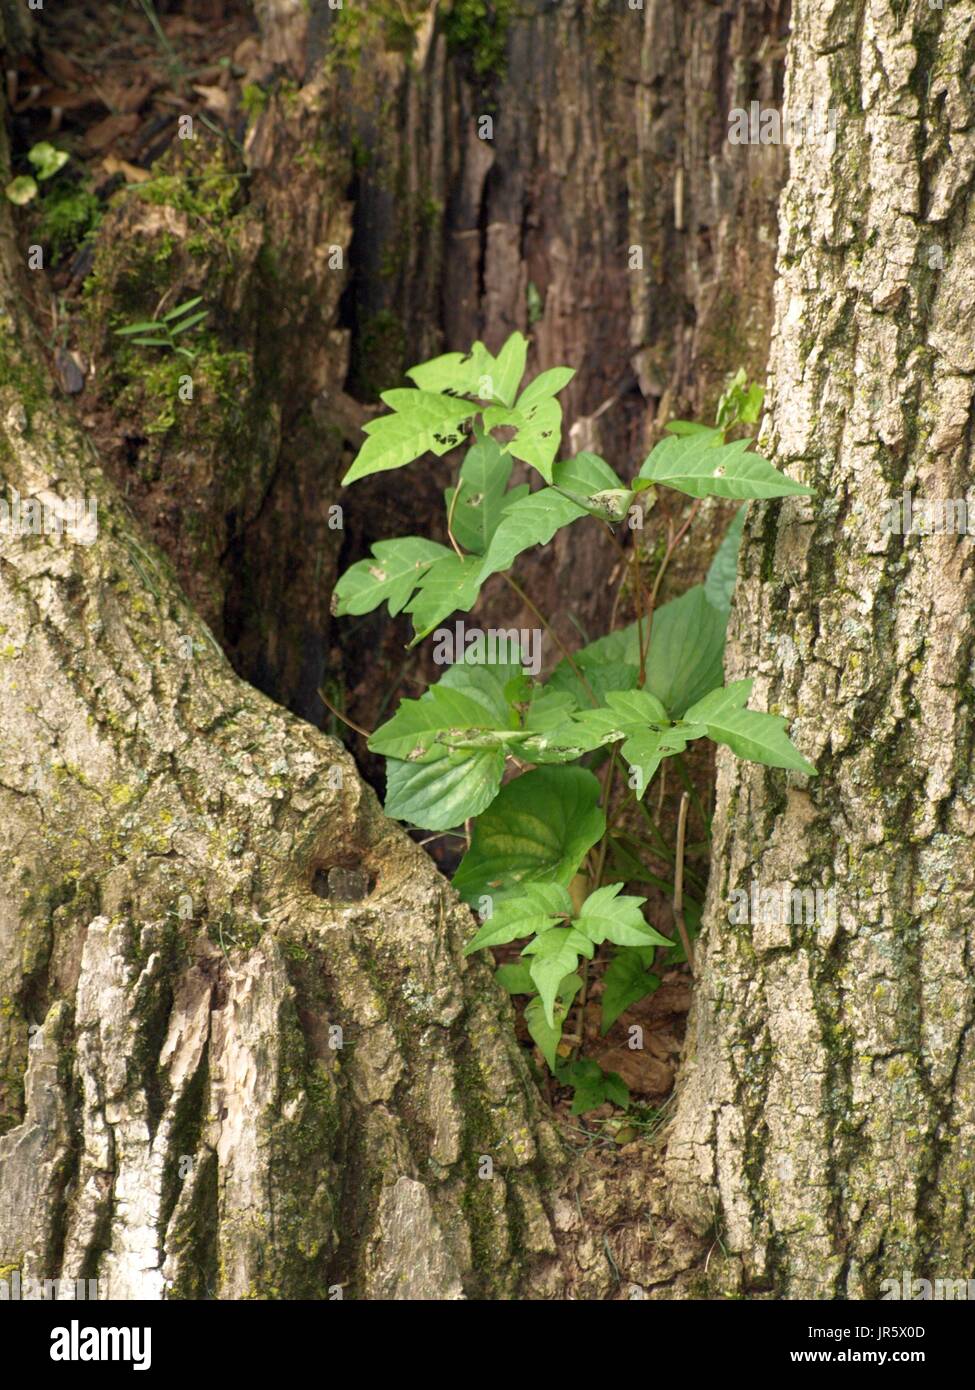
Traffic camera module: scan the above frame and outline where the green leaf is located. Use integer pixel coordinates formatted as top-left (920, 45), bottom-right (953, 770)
top-left (704, 506), bottom-right (746, 614)
top-left (452, 765), bottom-right (605, 904)
top-left (405, 341), bottom-right (495, 396)
top-left (333, 537), bottom-right (451, 617)
top-left (567, 690), bottom-right (687, 793)
top-left (665, 421), bottom-right (721, 439)
top-left (550, 453), bottom-right (633, 521)
top-left (405, 553), bottom-right (484, 639)
top-left (464, 883), bottom-right (574, 954)
top-left (556, 1059), bottom-right (630, 1113)
top-left (28, 141), bottom-right (69, 180)
top-left (369, 683), bottom-right (511, 761)
top-left (162, 296), bottom-right (204, 320)
top-left (523, 926), bottom-right (594, 1026)
top-left (684, 679), bottom-right (816, 774)
top-left (639, 433), bottom-right (813, 500)
top-left (516, 366), bottom-right (575, 411)
top-left (444, 434), bottom-right (527, 554)
top-left (603, 1072), bottom-right (630, 1110)
top-left (577, 883), bottom-right (672, 948)
top-left (600, 950), bottom-right (661, 1034)
top-left (495, 962), bottom-right (535, 994)
top-left (620, 724), bottom-right (702, 799)
top-left (490, 331), bottom-right (528, 406)
top-left (168, 310), bottom-right (208, 335)
top-left (115, 321), bottom-right (163, 335)
top-left (645, 586), bottom-right (727, 716)
top-left (484, 391), bottom-right (564, 483)
top-left (525, 996), bottom-right (566, 1071)
top-left (343, 390), bottom-right (476, 485)
top-left (5, 175), bottom-right (38, 205)
top-left (384, 745), bottom-right (504, 831)
top-left (476, 486), bottom-right (587, 586)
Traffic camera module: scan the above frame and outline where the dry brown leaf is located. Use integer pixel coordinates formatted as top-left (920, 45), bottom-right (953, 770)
top-left (101, 155), bottom-right (151, 184)
top-left (192, 84), bottom-right (230, 117)
top-left (84, 112), bottom-right (139, 152)
top-left (592, 1046), bottom-right (673, 1096)
top-left (42, 50), bottom-right (89, 86)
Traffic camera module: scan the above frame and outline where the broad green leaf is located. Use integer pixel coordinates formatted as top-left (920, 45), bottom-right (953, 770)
top-left (405, 553), bottom-right (484, 640)
top-left (704, 505), bottom-right (746, 614)
top-left (496, 962), bottom-right (535, 994)
top-left (515, 686), bottom-right (605, 763)
top-left (685, 679), bottom-right (816, 774)
top-left (551, 453), bottom-right (633, 521)
top-left (463, 882), bottom-right (573, 954)
top-left (577, 883), bottom-right (672, 948)
top-left (369, 684), bottom-right (512, 761)
top-left (600, 949), bottom-right (661, 1033)
top-left (645, 585), bottom-right (727, 716)
top-left (621, 724), bottom-right (702, 799)
top-left (476, 486), bottom-right (587, 586)
top-left (384, 744), bottom-right (504, 830)
top-left (452, 765), bottom-right (605, 904)
top-left (525, 996), bottom-right (567, 1071)
top-left (484, 394), bottom-right (563, 483)
top-left (406, 341), bottom-right (495, 395)
top-left (333, 537), bottom-right (450, 617)
top-left (523, 925), bottom-right (594, 1026)
top-left (639, 433), bottom-right (812, 500)
top-left (434, 657), bottom-right (521, 723)
top-left (491, 331), bottom-right (528, 406)
top-left (444, 434), bottom-right (527, 554)
top-left (343, 390), bottom-right (475, 484)
top-left (516, 366), bottom-right (575, 411)
top-left (556, 1059), bottom-right (629, 1113)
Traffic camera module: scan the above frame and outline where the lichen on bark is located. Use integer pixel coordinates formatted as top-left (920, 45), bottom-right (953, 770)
top-left (666, 0), bottom-right (975, 1298)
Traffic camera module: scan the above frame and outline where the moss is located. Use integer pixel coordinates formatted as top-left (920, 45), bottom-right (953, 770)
top-left (347, 309), bottom-right (407, 401)
top-left (442, 0), bottom-right (514, 83)
top-left (240, 82), bottom-right (269, 121)
top-left (36, 179), bottom-right (101, 263)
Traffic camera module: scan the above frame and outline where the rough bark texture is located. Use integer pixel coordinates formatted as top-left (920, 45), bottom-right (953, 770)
top-left (0, 162), bottom-right (572, 1295)
top-left (667, 0), bottom-right (975, 1298)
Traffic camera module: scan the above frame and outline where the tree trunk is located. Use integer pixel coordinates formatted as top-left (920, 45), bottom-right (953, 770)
top-left (0, 111), bottom-right (573, 1292)
top-left (666, 0), bottom-right (975, 1298)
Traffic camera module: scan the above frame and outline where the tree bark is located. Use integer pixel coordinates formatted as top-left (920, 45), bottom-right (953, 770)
top-left (0, 104), bottom-right (571, 1293)
top-left (666, 0), bottom-right (975, 1298)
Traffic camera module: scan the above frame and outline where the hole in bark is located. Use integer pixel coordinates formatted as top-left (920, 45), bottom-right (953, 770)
top-left (311, 865), bottom-right (375, 901)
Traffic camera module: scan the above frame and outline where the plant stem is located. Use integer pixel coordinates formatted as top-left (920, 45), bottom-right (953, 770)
top-left (317, 687), bottom-right (372, 740)
top-left (501, 573), bottom-right (598, 705)
top-left (673, 791), bottom-right (696, 976)
top-left (640, 498), bottom-right (702, 673)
